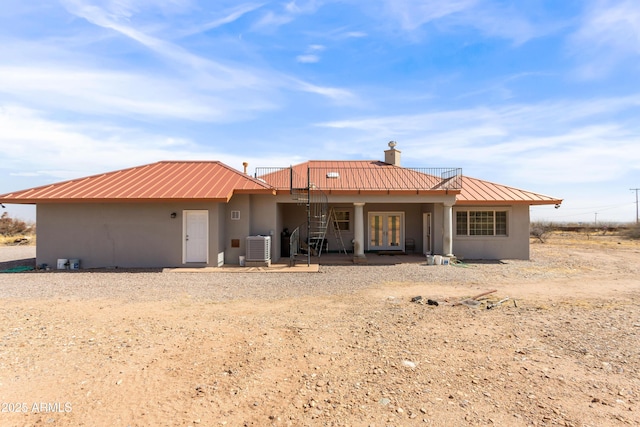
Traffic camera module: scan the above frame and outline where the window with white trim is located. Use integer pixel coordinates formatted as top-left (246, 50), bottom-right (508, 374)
top-left (456, 210), bottom-right (508, 236)
top-left (333, 208), bottom-right (351, 231)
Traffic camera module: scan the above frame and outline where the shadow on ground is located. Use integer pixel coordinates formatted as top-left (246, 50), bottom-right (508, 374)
top-left (0, 258), bottom-right (36, 272)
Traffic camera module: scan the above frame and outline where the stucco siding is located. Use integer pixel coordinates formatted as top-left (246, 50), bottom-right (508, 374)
top-left (224, 195), bottom-right (251, 265)
top-left (249, 195), bottom-right (278, 260)
top-left (452, 204), bottom-right (530, 260)
top-left (215, 203), bottom-right (228, 266)
top-left (36, 203), bottom-right (221, 268)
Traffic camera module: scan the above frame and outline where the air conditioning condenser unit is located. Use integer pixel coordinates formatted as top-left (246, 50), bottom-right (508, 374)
top-left (246, 236), bottom-right (271, 262)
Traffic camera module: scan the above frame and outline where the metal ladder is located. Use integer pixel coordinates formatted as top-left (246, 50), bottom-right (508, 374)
top-left (308, 190), bottom-right (328, 256)
top-left (328, 207), bottom-right (349, 255)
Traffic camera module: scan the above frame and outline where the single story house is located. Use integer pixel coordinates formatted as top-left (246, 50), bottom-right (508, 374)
top-left (0, 143), bottom-right (562, 268)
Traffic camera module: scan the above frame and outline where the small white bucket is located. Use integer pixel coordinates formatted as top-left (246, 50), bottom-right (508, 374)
top-left (57, 259), bottom-right (68, 270)
top-left (69, 259), bottom-right (80, 270)
top-left (442, 257), bottom-right (450, 266)
top-left (239, 255), bottom-right (246, 266)
top-left (434, 255), bottom-right (442, 265)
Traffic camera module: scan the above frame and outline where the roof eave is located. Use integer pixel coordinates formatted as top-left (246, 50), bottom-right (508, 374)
top-left (457, 199), bottom-right (563, 206)
top-left (0, 197), bottom-right (233, 204)
top-left (275, 189), bottom-right (462, 195)
top-left (233, 189), bottom-right (277, 196)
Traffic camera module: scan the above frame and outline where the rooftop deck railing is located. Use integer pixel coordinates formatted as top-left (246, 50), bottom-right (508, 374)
top-left (255, 166), bottom-right (463, 191)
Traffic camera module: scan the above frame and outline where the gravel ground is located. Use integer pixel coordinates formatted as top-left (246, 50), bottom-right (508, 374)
top-left (0, 235), bottom-right (639, 426)
top-left (0, 239), bottom-right (635, 303)
top-left (0, 245), bottom-right (35, 263)
top-left (0, 257), bottom-right (559, 302)
top-left (0, 239), bottom-right (639, 302)
top-left (0, 244), bottom-right (528, 302)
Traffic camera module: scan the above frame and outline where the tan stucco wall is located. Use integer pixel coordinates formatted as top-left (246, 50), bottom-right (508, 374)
top-left (218, 194), bottom-right (280, 264)
top-left (213, 204), bottom-right (224, 266)
top-left (223, 195), bottom-right (251, 265)
top-left (452, 204), bottom-right (530, 260)
top-left (250, 194), bottom-right (278, 260)
top-left (36, 203), bottom-right (223, 268)
top-left (30, 196), bottom-right (529, 268)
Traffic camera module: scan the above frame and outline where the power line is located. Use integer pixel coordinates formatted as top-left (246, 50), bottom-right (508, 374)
top-left (531, 202), bottom-right (632, 212)
top-left (632, 188), bottom-right (640, 224)
top-left (530, 203), bottom-right (633, 219)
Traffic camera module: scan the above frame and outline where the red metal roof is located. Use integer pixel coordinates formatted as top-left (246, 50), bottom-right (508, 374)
top-left (457, 176), bottom-right (562, 205)
top-left (0, 161), bottom-right (274, 203)
top-left (1, 160), bottom-right (562, 206)
top-left (259, 161), bottom-right (463, 193)
top-left (258, 160), bottom-right (561, 205)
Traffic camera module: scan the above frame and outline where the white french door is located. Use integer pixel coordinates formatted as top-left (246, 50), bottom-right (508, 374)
top-left (368, 212), bottom-right (404, 251)
top-left (183, 210), bottom-right (208, 263)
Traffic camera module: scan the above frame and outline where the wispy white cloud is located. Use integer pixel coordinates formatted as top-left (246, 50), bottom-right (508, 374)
top-left (454, 5), bottom-right (537, 45)
top-left (59, 0), bottom-right (351, 103)
top-left (252, 0), bottom-right (322, 31)
top-left (503, 125), bottom-right (638, 183)
top-left (2, 1), bottom-right (637, 225)
top-left (383, 0), bottom-right (477, 31)
top-left (0, 65), bottom-right (276, 121)
top-left (296, 44), bottom-right (325, 63)
top-left (64, 0), bottom-right (195, 19)
top-left (252, 10), bottom-right (295, 30)
top-left (296, 54), bottom-right (320, 63)
top-left (302, 23), bottom-right (368, 40)
top-left (569, 0), bottom-right (640, 78)
top-left (0, 105), bottom-right (302, 181)
top-left (293, 80), bottom-right (355, 102)
top-left (0, 105), bottom-right (194, 178)
top-left (317, 95), bottom-right (640, 184)
top-left (284, 0), bottom-right (322, 15)
top-left (176, 3), bottom-right (265, 37)
top-left (456, 72), bottom-right (556, 101)
top-left (345, 31), bottom-right (367, 38)
top-left (378, 0), bottom-right (552, 44)
top-left (62, 0), bottom-right (262, 86)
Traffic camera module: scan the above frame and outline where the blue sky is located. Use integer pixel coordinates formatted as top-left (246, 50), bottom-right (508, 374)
top-left (1, 0), bottom-right (639, 224)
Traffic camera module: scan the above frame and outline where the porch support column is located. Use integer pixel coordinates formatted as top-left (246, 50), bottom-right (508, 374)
top-left (443, 202), bottom-right (454, 257)
top-left (353, 202), bottom-right (366, 262)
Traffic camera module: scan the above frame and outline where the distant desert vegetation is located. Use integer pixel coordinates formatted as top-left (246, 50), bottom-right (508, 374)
top-left (0, 212), bottom-right (35, 246)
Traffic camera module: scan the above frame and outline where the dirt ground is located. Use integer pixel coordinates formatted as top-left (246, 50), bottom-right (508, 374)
top-left (1, 232), bottom-right (639, 427)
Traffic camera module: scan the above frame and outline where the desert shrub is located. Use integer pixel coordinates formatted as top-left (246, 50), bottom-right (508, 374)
top-left (530, 221), bottom-right (555, 243)
top-left (0, 212), bottom-right (30, 236)
top-left (621, 223), bottom-right (640, 240)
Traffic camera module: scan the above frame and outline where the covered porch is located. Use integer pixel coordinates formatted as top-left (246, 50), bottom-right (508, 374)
top-left (276, 200), bottom-right (456, 264)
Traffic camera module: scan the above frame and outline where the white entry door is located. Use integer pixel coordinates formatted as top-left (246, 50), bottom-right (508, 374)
top-left (183, 210), bottom-right (208, 263)
top-left (423, 212), bottom-right (432, 255)
top-left (368, 212), bottom-right (404, 251)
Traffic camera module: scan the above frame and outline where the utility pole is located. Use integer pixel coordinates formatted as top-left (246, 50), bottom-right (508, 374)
top-left (594, 212), bottom-right (598, 227)
top-left (632, 188), bottom-right (640, 224)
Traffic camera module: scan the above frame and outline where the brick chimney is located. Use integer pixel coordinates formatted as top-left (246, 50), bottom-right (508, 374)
top-left (384, 141), bottom-right (401, 166)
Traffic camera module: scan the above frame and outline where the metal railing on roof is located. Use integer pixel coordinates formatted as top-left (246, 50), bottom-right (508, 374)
top-left (255, 166), bottom-right (462, 191)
